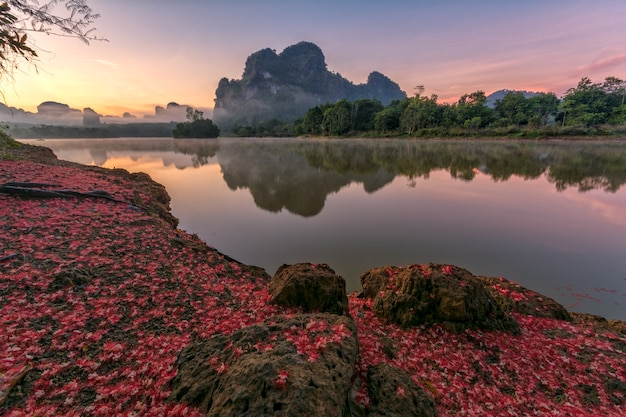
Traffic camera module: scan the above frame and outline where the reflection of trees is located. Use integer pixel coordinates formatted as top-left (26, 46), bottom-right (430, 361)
top-left (173, 139), bottom-right (220, 168)
top-left (48, 138), bottom-right (626, 214)
top-left (302, 140), bottom-right (549, 182)
top-left (545, 143), bottom-right (626, 192)
top-left (216, 139), bottom-right (626, 216)
top-left (302, 140), bottom-right (626, 193)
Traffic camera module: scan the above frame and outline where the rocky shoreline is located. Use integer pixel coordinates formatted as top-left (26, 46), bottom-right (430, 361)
top-left (1, 140), bottom-right (625, 416)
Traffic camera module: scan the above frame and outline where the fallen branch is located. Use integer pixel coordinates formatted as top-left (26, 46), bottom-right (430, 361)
top-left (0, 183), bottom-right (147, 212)
top-left (2, 182), bottom-right (60, 188)
top-left (0, 185), bottom-right (72, 198)
top-left (0, 253), bottom-right (20, 263)
top-left (0, 362), bottom-right (33, 407)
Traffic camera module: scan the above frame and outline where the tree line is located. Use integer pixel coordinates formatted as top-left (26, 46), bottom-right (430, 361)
top-left (229, 76), bottom-right (626, 138)
top-left (4, 122), bottom-right (178, 139)
top-left (173, 108), bottom-right (220, 138)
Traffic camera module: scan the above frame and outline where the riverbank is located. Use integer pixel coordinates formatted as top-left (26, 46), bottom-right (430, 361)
top-left (1, 139), bottom-right (625, 416)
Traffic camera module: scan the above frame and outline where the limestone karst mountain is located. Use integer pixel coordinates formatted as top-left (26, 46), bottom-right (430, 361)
top-left (213, 41), bottom-right (407, 128)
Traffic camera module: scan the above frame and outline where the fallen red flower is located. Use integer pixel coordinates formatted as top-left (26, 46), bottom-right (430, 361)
top-left (1, 155), bottom-right (625, 416)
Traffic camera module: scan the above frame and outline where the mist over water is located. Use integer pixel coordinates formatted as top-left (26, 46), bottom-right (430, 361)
top-left (21, 137), bottom-right (626, 321)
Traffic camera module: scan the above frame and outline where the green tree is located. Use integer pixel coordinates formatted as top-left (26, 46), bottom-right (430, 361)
top-left (602, 76), bottom-right (625, 103)
top-left (438, 103), bottom-right (457, 128)
top-left (494, 91), bottom-right (559, 127)
top-left (494, 91), bottom-right (531, 125)
top-left (298, 105), bottom-right (326, 135)
top-left (454, 91), bottom-right (494, 128)
top-left (321, 99), bottom-right (351, 135)
top-left (602, 76), bottom-right (626, 124)
top-left (373, 101), bottom-right (402, 134)
top-left (174, 108), bottom-right (220, 138)
top-left (527, 92), bottom-right (559, 126)
top-left (399, 92), bottom-right (440, 135)
top-left (350, 99), bottom-right (383, 132)
top-left (1, 1), bottom-right (100, 80)
top-left (559, 77), bottom-right (618, 127)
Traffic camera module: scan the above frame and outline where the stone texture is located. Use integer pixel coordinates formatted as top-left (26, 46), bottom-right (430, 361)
top-left (477, 275), bottom-right (571, 321)
top-left (270, 263), bottom-right (350, 316)
top-left (361, 263), bottom-right (519, 332)
top-left (571, 312), bottom-right (626, 335)
top-left (367, 363), bottom-right (438, 417)
top-left (169, 313), bottom-right (359, 417)
top-left (359, 267), bottom-right (394, 299)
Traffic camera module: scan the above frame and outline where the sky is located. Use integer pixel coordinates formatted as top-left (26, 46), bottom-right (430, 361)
top-left (3, 0), bottom-right (626, 118)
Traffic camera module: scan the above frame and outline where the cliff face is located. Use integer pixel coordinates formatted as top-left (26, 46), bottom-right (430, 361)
top-left (213, 41), bottom-right (406, 127)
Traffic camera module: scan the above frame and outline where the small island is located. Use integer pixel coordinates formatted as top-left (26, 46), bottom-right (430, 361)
top-left (173, 108), bottom-right (221, 139)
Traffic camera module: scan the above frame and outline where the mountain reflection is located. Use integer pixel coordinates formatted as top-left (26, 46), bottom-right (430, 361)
top-left (210, 139), bottom-right (626, 216)
top-left (28, 138), bottom-right (626, 216)
top-left (216, 141), bottom-right (394, 216)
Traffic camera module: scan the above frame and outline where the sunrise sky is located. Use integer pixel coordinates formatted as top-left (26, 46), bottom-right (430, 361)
top-left (3, 0), bottom-right (626, 118)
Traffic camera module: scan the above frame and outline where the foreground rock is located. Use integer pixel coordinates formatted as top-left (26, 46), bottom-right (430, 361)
top-left (477, 275), bottom-right (572, 321)
top-left (360, 264), bottom-right (520, 332)
top-left (367, 363), bottom-right (437, 417)
top-left (169, 313), bottom-right (359, 416)
top-left (270, 263), bottom-right (350, 316)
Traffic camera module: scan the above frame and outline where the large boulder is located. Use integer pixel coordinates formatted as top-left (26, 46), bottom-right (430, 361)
top-left (169, 313), bottom-right (359, 416)
top-left (361, 264), bottom-right (519, 332)
top-left (477, 275), bottom-right (571, 321)
top-left (270, 263), bottom-right (350, 316)
top-left (367, 363), bottom-right (438, 417)
top-left (359, 267), bottom-right (393, 299)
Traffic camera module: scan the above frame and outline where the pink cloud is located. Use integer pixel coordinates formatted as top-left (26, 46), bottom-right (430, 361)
top-left (572, 53), bottom-right (626, 77)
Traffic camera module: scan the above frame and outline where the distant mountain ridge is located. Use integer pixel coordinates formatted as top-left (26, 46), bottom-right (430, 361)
top-left (0, 101), bottom-right (193, 125)
top-left (213, 41), bottom-right (407, 127)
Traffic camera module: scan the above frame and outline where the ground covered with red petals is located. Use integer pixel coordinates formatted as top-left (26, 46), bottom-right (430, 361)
top-left (1, 144), bottom-right (625, 416)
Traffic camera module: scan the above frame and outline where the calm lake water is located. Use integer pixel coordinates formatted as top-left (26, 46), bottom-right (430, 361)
top-left (19, 138), bottom-right (626, 321)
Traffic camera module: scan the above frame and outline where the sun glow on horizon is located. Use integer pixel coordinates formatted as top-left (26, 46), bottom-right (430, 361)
top-left (2, 1), bottom-right (625, 118)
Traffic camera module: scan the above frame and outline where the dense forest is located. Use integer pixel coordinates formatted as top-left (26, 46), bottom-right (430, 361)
top-left (229, 76), bottom-right (626, 138)
top-left (3, 122), bottom-right (178, 139)
top-left (4, 76), bottom-right (625, 139)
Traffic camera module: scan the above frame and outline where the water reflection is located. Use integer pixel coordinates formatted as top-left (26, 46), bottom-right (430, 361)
top-left (221, 139), bottom-right (626, 216)
top-left (217, 139), bottom-right (626, 215)
top-left (217, 142), bottom-right (395, 216)
top-left (33, 138), bottom-right (626, 216)
top-left (19, 138), bottom-right (626, 320)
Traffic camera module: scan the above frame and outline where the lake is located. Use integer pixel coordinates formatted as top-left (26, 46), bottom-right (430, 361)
top-left (19, 137), bottom-right (626, 321)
